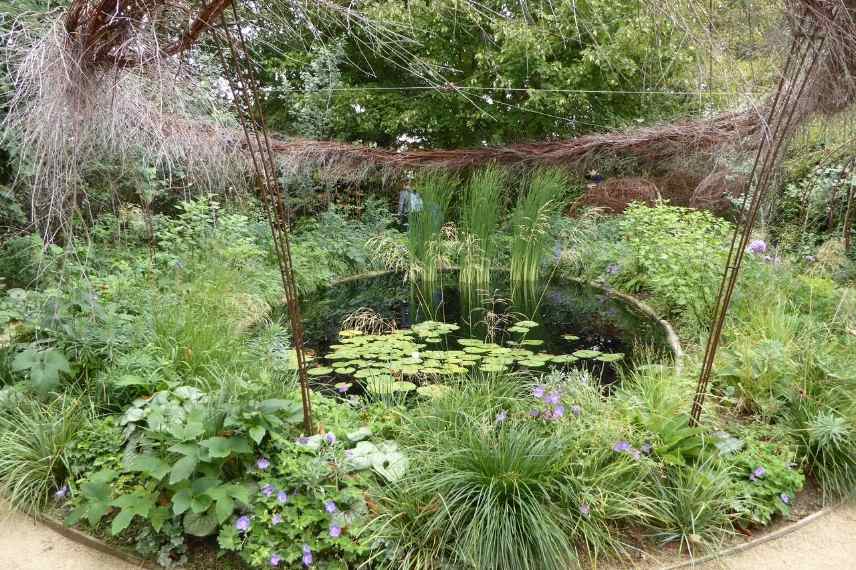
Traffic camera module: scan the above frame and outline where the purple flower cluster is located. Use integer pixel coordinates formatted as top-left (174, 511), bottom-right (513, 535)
top-left (54, 484), bottom-right (69, 501)
top-left (235, 515), bottom-right (251, 533)
top-left (325, 432), bottom-right (337, 445)
top-left (749, 466), bottom-right (766, 482)
top-left (302, 544), bottom-right (313, 567)
top-left (256, 457), bottom-right (271, 471)
top-left (747, 239), bottom-right (768, 254)
top-left (530, 385), bottom-right (577, 421)
top-left (270, 553), bottom-right (282, 567)
top-left (495, 410), bottom-right (508, 423)
top-left (612, 440), bottom-right (642, 461)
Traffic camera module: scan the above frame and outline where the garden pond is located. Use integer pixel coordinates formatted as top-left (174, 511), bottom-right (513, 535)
top-left (294, 271), bottom-right (675, 395)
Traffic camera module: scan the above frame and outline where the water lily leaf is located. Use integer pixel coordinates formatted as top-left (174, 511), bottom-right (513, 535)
top-left (308, 367), bottom-right (333, 376)
top-left (336, 367), bottom-right (355, 375)
top-left (392, 381), bottom-right (416, 392)
top-left (339, 329), bottom-right (364, 338)
top-left (595, 353), bottom-right (625, 363)
top-left (520, 339), bottom-right (544, 346)
top-left (516, 320), bottom-right (538, 328)
top-left (507, 326), bottom-right (529, 334)
top-left (479, 364), bottom-right (507, 373)
top-left (457, 339), bottom-right (485, 347)
top-left (518, 359), bottom-right (546, 368)
top-left (551, 355), bottom-right (579, 364)
top-left (416, 385), bottom-right (451, 399)
top-left (573, 349), bottom-right (602, 359)
top-left (561, 334), bottom-right (580, 341)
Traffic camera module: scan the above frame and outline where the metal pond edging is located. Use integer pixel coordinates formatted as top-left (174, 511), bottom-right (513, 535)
top-left (326, 270), bottom-right (685, 376)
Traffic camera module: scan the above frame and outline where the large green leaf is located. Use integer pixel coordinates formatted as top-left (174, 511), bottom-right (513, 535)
top-left (199, 436), bottom-right (252, 458)
top-left (169, 456), bottom-right (198, 484)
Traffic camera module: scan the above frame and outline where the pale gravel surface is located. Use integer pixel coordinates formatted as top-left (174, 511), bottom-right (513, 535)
top-left (0, 502), bottom-right (854, 569)
top-left (0, 503), bottom-right (138, 570)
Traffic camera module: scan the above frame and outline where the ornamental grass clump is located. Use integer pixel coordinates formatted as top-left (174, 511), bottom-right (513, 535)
top-left (459, 165), bottom-right (505, 287)
top-left (509, 168), bottom-right (569, 285)
top-left (0, 394), bottom-right (89, 514)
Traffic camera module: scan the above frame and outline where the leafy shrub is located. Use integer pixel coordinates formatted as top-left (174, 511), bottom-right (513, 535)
top-left (221, 433), bottom-right (379, 569)
top-left (618, 203), bottom-right (731, 324)
top-left (723, 432), bottom-right (805, 526)
top-left (0, 233), bottom-right (46, 288)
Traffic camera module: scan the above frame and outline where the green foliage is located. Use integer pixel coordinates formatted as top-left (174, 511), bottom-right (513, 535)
top-left (408, 172), bottom-right (456, 281)
top-left (0, 394), bottom-right (89, 514)
top-left (724, 432), bottom-right (805, 527)
top-left (11, 346), bottom-right (71, 396)
top-left (509, 168), bottom-right (569, 284)
top-left (226, 434), bottom-right (379, 569)
top-left (618, 203), bottom-right (732, 324)
top-left (261, 0), bottom-right (699, 147)
top-left (459, 166), bottom-right (505, 286)
top-left (646, 460), bottom-right (735, 556)
top-left (0, 233), bottom-right (46, 288)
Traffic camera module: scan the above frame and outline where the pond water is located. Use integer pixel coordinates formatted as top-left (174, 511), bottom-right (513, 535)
top-left (297, 271), bottom-right (671, 388)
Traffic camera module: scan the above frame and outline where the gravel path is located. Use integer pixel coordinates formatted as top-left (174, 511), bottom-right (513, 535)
top-left (0, 503), bottom-right (139, 570)
top-left (0, 502), bottom-right (854, 569)
top-left (699, 504), bottom-right (856, 570)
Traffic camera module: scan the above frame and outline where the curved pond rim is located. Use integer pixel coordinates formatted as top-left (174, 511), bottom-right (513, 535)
top-left (322, 268), bottom-right (685, 375)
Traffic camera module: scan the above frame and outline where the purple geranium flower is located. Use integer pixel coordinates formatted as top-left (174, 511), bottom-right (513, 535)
top-left (495, 410), bottom-right (508, 423)
top-left (257, 457), bottom-right (271, 470)
top-left (270, 554), bottom-right (282, 567)
top-left (532, 385), bottom-right (546, 399)
top-left (272, 513), bottom-right (283, 525)
top-left (261, 484), bottom-right (275, 497)
top-left (552, 405), bottom-right (565, 419)
top-left (302, 544), bottom-right (313, 567)
top-left (579, 503), bottom-right (591, 518)
top-left (296, 436), bottom-right (309, 445)
top-left (529, 409), bottom-right (541, 418)
top-left (640, 442), bottom-right (653, 456)
top-left (545, 391), bottom-right (561, 405)
top-left (325, 432), bottom-right (337, 445)
top-left (324, 500), bottom-right (338, 514)
top-left (780, 493), bottom-right (790, 504)
top-left (629, 448), bottom-right (642, 461)
top-left (330, 524), bottom-right (342, 538)
top-left (570, 404), bottom-right (582, 418)
top-left (235, 515), bottom-right (251, 533)
top-left (277, 491), bottom-right (288, 504)
top-left (54, 484), bottom-right (69, 500)
top-left (747, 239), bottom-right (767, 254)
top-left (613, 441), bottom-right (631, 453)
top-left (750, 466), bottom-right (766, 481)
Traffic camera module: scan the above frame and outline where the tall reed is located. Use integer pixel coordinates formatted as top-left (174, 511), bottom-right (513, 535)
top-left (509, 168), bottom-right (569, 285)
top-left (408, 171), bottom-right (455, 282)
top-left (459, 165), bottom-right (505, 287)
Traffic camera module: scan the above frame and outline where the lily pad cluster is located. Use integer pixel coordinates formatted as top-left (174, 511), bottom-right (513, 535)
top-left (311, 318), bottom-right (625, 394)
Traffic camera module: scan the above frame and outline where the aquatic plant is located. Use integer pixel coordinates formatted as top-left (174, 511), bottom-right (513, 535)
top-left (509, 169), bottom-right (569, 285)
top-left (459, 166), bottom-right (505, 287)
top-left (408, 172), bottom-right (456, 283)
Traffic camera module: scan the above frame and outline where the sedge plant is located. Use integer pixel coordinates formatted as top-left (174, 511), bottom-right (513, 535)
top-left (408, 171), bottom-right (456, 283)
top-left (509, 168), bottom-right (569, 286)
top-left (459, 165), bottom-right (505, 288)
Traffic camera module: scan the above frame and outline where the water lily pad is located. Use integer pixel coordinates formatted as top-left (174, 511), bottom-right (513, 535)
top-left (392, 381), bottom-right (417, 392)
top-left (339, 329), bottom-right (364, 338)
top-left (520, 339), bottom-right (544, 347)
top-left (551, 355), bottom-right (579, 364)
top-left (354, 368), bottom-right (386, 379)
top-left (479, 364), bottom-right (507, 373)
top-left (515, 320), bottom-right (539, 328)
top-left (308, 367), bottom-right (333, 376)
top-left (518, 359), bottom-right (546, 368)
top-left (336, 367), bottom-right (356, 375)
top-left (457, 339), bottom-right (485, 347)
top-left (463, 346), bottom-right (491, 354)
top-left (573, 349), bottom-right (602, 359)
top-left (561, 334), bottom-right (580, 341)
top-left (595, 353), bottom-right (625, 363)
top-left (507, 326), bottom-right (530, 334)
top-left (416, 385), bottom-right (451, 399)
